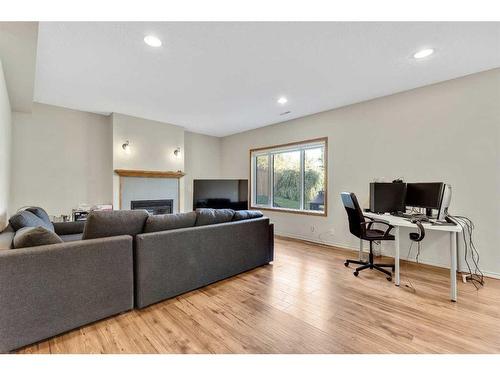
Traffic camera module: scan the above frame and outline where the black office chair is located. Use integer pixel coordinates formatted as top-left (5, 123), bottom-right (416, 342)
top-left (341, 192), bottom-right (395, 281)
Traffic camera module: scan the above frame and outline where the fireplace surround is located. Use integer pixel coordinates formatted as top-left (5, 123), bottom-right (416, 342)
top-left (115, 169), bottom-right (185, 213)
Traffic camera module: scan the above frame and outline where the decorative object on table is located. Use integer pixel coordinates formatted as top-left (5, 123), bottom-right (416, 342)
top-left (72, 210), bottom-right (90, 222)
top-left (51, 214), bottom-right (70, 223)
top-left (91, 204), bottom-right (113, 211)
top-left (72, 204), bottom-right (113, 221)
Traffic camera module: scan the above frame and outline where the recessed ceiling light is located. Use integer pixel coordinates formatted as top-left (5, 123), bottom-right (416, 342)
top-left (413, 48), bottom-right (434, 59)
top-left (277, 97), bottom-right (288, 105)
top-left (144, 35), bottom-right (162, 47)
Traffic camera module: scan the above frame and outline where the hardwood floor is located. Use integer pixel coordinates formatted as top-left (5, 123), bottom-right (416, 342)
top-left (18, 237), bottom-right (500, 354)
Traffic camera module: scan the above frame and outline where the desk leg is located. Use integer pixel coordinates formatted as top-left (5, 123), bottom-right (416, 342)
top-left (456, 232), bottom-right (462, 281)
top-left (394, 226), bottom-right (400, 286)
top-left (359, 238), bottom-right (363, 261)
top-left (450, 232), bottom-right (457, 302)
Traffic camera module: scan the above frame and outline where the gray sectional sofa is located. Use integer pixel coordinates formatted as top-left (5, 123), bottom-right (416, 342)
top-left (135, 216), bottom-right (273, 308)
top-left (0, 207), bottom-right (273, 352)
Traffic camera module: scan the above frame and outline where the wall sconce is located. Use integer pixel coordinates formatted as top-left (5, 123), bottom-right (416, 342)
top-left (122, 140), bottom-right (131, 154)
top-left (173, 147), bottom-right (181, 158)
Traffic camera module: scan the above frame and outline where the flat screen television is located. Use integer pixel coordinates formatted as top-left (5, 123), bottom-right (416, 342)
top-left (193, 179), bottom-right (248, 210)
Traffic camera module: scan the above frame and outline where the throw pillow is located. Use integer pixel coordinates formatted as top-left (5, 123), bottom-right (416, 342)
top-left (9, 210), bottom-right (52, 232)
top-left (25, 206), bottom-right (55, 232)
top-left (13, 226), bottom-right (63, 249)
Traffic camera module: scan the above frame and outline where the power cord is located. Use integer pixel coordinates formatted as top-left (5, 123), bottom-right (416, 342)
top-left (403, 241), bottom-right (421, 292)
top-left (447, 215), bottom-right (484, 290)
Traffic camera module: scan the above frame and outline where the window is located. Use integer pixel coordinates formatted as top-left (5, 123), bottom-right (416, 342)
top-left (250, 138), bottom-right (327, 215)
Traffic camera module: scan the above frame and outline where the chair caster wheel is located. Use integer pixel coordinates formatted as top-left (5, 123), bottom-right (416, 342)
top-left (353, 271), bottom-right (359, 277)
top-left (387, 277), bottom-right (392, 282)
top-left (344, 261), bottom-right (349, 267)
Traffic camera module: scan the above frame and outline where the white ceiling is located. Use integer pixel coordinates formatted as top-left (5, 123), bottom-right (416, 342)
top-left (0, 22), bottom-right (38, 112)
top-left (34, 22), bottom-right (500, 137)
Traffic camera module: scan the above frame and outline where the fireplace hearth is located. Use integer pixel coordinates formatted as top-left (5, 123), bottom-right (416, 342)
top-left (131, 199), bottom-right (173, 215)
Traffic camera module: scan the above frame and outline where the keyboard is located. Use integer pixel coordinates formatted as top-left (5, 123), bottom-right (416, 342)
top-left (391, 212), bottom-right (431, 222)
top-left (390, 212), bottom-right (413, 219)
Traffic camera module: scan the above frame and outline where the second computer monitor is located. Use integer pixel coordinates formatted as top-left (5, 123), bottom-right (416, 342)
top-left (405, 182), bottom-right (444, 209)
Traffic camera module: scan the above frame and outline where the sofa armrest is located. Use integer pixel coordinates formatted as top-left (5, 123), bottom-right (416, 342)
top-left (53, 221), bottom-right (85, 235)
top-left (0, 235), bottom-right (134, 353)
top-left (268, 223), bottom-right (274, 262)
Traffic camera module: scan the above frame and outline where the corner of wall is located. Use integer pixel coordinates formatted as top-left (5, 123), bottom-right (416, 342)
top-left (0, 59), bottom-right (12, 229)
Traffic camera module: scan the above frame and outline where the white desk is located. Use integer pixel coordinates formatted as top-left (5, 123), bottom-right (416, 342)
top-left (363, 212), bottom-right (462, 301)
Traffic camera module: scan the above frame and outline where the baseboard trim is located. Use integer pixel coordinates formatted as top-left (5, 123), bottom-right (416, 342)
top-left (274, 231), bottom-right (500, 280)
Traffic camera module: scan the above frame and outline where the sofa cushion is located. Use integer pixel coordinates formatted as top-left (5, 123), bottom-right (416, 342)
top-left (53, 221), bottom-right (85, 235)
top-left (195, 208), bottom-right (235, 226)
top-left (12, 226), bottom-right (63, 249)
top-left (9, 210), bottom-right (53, 232)
top-left (59, 233), bottom-right (84, 242)
top-left (232, 210), bottom-right (264, 221)
top-left (82, 210), bottom-right (149, 240)
top-left (0, 225), bottom-right (15, 250)
top-left (25, 207), bottom-right (54, 232)
top-left (143, 212), bottom-right (197, 233)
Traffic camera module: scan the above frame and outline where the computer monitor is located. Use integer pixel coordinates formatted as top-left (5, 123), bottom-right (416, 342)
top-left (405, 182), bottom-right (445, 209)
top-left (369, 182), bottom-right (406, 214)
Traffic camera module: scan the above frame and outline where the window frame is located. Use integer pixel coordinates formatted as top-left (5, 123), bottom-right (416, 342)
top-left (249, 137), bottom-right (328, 216)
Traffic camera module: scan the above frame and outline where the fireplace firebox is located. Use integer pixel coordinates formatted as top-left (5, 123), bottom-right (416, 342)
top-left (130, 199), bottom-right (173, 215)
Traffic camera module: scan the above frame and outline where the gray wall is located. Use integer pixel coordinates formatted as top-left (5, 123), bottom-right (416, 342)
top-left (221, 68), bottom-right (500, 277)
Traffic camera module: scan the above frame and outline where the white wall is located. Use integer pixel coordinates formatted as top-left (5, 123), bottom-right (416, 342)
top-left (221, 69), bottom-right (500, 277)
top-left (8, 108), bottom-right (221, 218)
top-left (183, 131), bottom-right (222, 211)
top-left (10, 103), bottom-right (113, 217)
top-left (112, 113), bottom-right (185, 210)
top-left (112, 117), bottom-right (223, 213)
top-left (0, 60), bottom-right (12, 229)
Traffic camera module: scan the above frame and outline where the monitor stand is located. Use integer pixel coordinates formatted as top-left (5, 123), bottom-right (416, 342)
top-left (425, 208), bottom-right (440, 219)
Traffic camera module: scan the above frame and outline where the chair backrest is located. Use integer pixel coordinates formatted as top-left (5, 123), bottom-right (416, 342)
top-left (340, 192), bottom-right (366, 239)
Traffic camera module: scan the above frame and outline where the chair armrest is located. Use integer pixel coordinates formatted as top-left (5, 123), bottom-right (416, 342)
top-left (360, 220), bottom-right (394, 237)
top-left (362, 216), bottom-right (375, 230)
top-left (365, 219), bottom-right (393, 228)
top-left (53, 221), bottom-right (85, 235)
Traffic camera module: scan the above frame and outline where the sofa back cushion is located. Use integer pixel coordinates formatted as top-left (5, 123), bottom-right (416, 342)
top-left (25, 207), bottom-right (54, 232)
top-left (232, 210), bottom-right (264, 221)
top-left (82, 210), bottom-right (149, 240)
top-left (143, 212), bottom-right (197, 233)
top-left (9, 210), bottom-right (53, 232)
top-left (13, 226), bottom-right (63, 249)
top-left (195, 208), bottom-right (235, 226)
